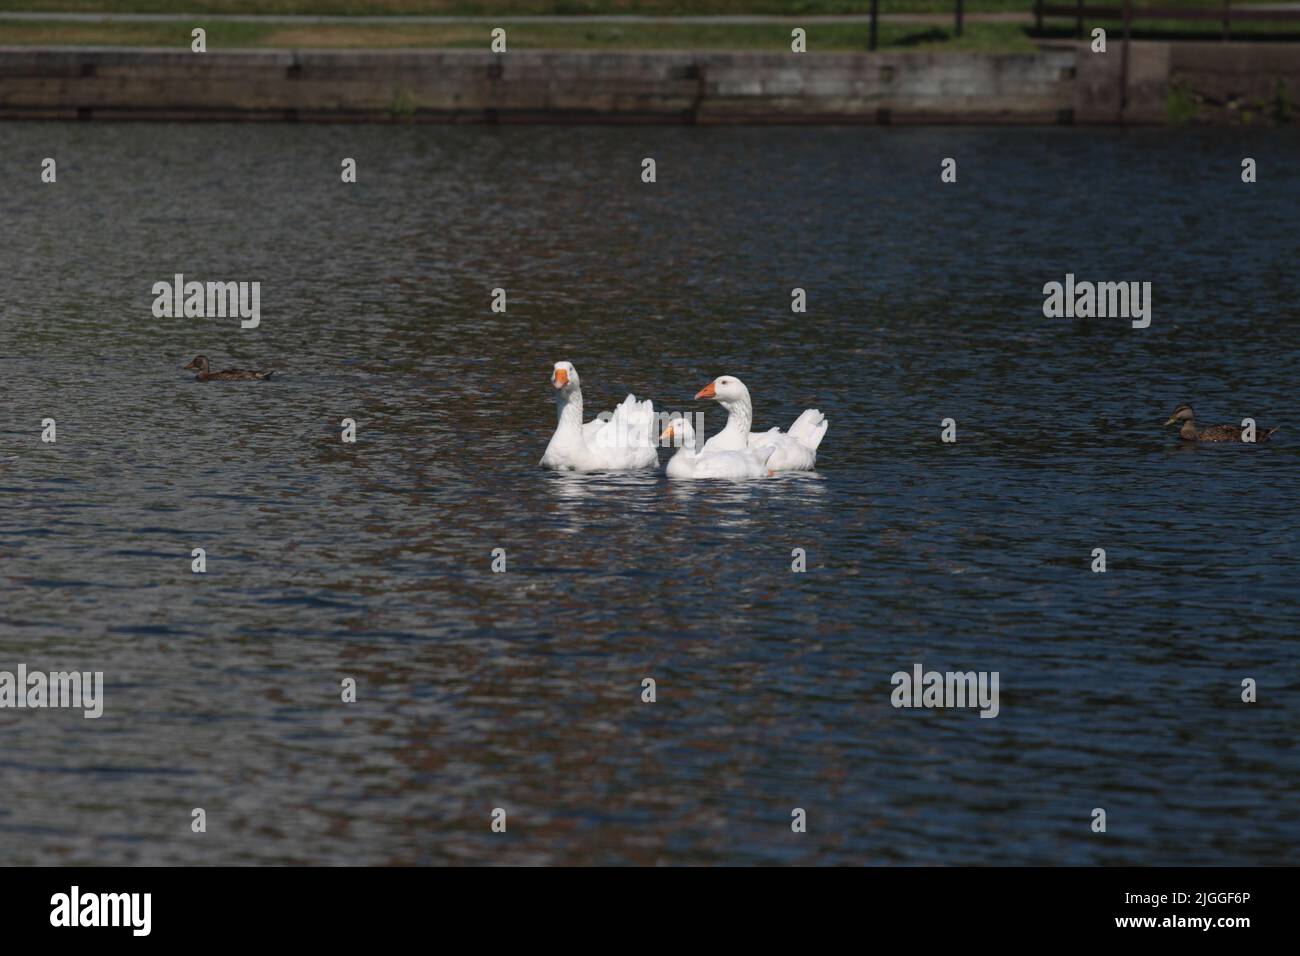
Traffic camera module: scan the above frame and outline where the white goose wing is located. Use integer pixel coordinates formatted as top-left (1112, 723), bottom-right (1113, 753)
top-left (589, 394), bottom-right (658, 469)
top-left (746, 410), bottom-right (827, 471)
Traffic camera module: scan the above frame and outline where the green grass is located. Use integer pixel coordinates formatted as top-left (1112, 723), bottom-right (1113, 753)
top-left (0, 17), bottom-right (1044, 50)
top-left (2, 0), bottom-right (1294, 35)
top-left (13, 1), bottom-right (1286, 18)
top-left (2, 13), bottom-right (1292, 51)
top-left (0, 1), bottom-right (1034, 16)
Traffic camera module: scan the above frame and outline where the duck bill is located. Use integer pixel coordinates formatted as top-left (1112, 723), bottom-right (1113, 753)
top-left (184, 361), bottom-right (199, 370)
top-left (1164, 417), bottom-right (1178, 426)
top-left (695, 382), bottom-right (716, 400)
top-left (552, 368), bottom-right (569, 388)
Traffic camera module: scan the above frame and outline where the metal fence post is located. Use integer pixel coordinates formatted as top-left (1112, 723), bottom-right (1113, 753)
top-left (1120, 0), bottom-right (1132, 116)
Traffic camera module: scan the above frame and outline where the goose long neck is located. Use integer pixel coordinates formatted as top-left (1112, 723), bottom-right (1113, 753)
top-left (719, 392), bottom-right (753, 441)
top-left (556, 387), bottom-right (584, 432)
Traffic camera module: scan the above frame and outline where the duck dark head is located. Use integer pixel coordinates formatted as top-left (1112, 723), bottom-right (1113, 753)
top-left (1165, 404), bottom-right (1195, 426)
top-left (185, 355), bottom-right (210, 373)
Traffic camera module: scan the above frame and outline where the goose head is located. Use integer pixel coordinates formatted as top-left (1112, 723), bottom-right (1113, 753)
top-left (659, 415), bottom-right (697, 451)
top-left (1165, 403), bottom-right (1194, 427)
top-left (551, 361), bottom-right (580, 393)
top-left (184, 355), bottom-right (210, 374)
top-left (695, 375), bottom-right (750, 408)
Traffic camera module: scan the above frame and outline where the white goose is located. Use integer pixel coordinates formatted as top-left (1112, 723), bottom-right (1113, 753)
top-left (540, 361), bottom-right (659, 472)
top-left (695, 375), bottom-right (827, 471)
top-left (660, 416), bottom-right (775, 480)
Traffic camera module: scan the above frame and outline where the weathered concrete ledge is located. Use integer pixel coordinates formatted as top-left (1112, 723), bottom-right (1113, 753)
top-left (0, 44), bottom-right (1295, 124)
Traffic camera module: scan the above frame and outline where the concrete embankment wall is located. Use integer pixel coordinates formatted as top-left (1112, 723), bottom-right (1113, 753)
top-left (0, 43), bottom-right (1295, 124)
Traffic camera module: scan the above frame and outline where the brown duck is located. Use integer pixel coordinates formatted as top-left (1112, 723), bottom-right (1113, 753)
top-left (184, 355), bottom-right (274, 382)
top-left (1165, 403), bottom-right (1278, 443)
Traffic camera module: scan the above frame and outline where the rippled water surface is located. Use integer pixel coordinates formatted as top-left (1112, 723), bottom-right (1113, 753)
top-left (1, 123), bottom-right (1298, 865)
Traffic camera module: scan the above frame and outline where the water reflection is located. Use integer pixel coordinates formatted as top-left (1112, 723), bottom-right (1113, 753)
top-left (0, 123), bottom-right (1298, 864)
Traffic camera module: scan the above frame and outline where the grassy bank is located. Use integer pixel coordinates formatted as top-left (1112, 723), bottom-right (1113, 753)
top-left (0, 1), bottom-right (1025, 16)
top-left (0, 18), bottom-right (1042, 50)
top-left (0, 0), bottom-right (1279, 16)
top-left (2, 0), bottom-right (1289, 18)
top-left (5, 0), bottom-right (1294, 11)
top-left (0, 15), bottom-right (1293, 51)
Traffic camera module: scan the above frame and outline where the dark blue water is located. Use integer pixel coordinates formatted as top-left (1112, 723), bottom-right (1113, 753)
top-left (1, 123), bottom-right (1297, 864)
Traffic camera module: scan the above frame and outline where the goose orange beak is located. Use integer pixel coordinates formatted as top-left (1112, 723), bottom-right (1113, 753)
top-left (553, 368), bottom-right (569, 388)
top-left (695, 382), bottom-right (716, 400)
top-left (659, 423), bottom-right (676, 441)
